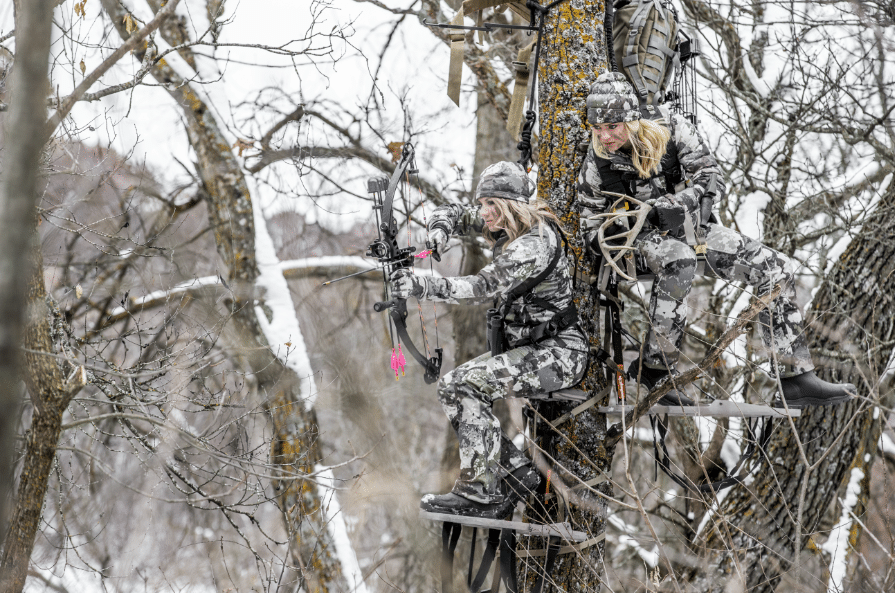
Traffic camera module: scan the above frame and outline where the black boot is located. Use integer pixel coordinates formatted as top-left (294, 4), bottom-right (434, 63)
top-left (420, 466), bottom-right (541, 520)
top-left (627, 359), bottom-right (695, 407)
top-left (778, 371), bottom-right (855, 408)
top-left (502, 464), bottom-right (541, 508)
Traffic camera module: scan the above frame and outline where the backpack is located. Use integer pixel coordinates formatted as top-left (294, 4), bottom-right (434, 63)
top-left (612, 0), bottom-right (680, 107)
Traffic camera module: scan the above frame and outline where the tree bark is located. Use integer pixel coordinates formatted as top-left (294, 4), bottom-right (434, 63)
top-left (524, 1), bottom-right (611, 590)
top-left (0, 0), bottom-right (55, 555)
top-left (689, 179), bottom-right (895, 592)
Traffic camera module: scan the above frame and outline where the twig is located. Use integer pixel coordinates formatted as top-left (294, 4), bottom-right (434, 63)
top-left (45, 0), bottom-right (183, 134)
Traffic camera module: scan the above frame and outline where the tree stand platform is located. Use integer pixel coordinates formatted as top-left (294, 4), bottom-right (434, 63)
top-left (533, 388), bottom-right (801, 418)
top-left (421, 511), bottom-right (600, 593)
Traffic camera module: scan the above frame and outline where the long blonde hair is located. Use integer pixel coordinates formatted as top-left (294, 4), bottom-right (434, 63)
top-left (592, 118), bottom-right (671, 179)
top-left (482, 198), bottom-right (562, 246)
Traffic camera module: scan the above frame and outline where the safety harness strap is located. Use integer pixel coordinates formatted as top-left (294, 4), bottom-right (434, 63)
top-left (501, 226), bottom-right (564, 308)
top-left (447, 8), bottom-right (465, 106)
top-left (520, 303), bottom-right (579, 346)
top-left (531, 537), bottom-right (562, 593)
top-left (650, 414), bottom-right (774, 494)
top-left (440, 522), bottom-right (463, 593)
top-left (507, 39), bottom-right (536, 140)
top-left (491, 224), bottom-right (579, 353)
top-left (499, 529), bottom-right (518, 592)
top-left (623, 0), bottom-right (654, 100)
top-left (469, 528), bottom-right (501, 591)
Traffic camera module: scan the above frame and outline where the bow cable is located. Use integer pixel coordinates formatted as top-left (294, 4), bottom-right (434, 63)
top-left (400, 167), bottom-right (437, 365)
top-left (411, 169), bottom-right (441, 354)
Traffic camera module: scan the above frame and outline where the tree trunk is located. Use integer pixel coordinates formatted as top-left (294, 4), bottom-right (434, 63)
top-left (1, 249), bottom-right (84, 593)
top-left (0, 0), bottom-right (55, 553)
top-left (524, 1), bottom-right (611, 590)
top-left (689, 179), bottom-right (895, 592)
top-left (96, 3), bottom-right (350, 589)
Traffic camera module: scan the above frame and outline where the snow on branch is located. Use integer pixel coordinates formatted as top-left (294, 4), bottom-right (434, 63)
top-left (106, 275), bottom-right (222, 322)
top-left (821, 466), bottom-right (865, 593)
top-left (104, 257), bottom-right (442, 324)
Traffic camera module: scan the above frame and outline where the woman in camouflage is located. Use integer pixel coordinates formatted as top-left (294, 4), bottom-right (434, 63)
top-left (390, 161), bottom-right (587, 519)
top-left (578, 71), bottom-right (854, 409)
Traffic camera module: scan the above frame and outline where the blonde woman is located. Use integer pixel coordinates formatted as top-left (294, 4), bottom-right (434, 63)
top-left (578, 71), bottom-right (854, 409)
top-left (390, 161), bottom-right (587, 519)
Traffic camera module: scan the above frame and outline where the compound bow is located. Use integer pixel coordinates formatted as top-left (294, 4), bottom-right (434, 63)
top-left (367, 143), bottom-right (443, 384)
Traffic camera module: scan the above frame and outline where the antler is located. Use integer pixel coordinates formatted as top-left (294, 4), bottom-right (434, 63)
top-left (589, 194), bottom-right (652, 281)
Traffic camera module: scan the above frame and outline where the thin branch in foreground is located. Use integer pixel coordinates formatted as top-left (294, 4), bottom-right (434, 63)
top-left (605, 284), bottom-right (783, 447)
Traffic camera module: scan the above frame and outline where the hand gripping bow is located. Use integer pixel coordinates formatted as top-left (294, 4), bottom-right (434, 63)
top-left (367, 143), bottom-right (443, 384)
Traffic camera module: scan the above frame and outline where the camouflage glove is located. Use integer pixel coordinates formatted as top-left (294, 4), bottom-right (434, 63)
top-left (390, 268), bottom-right (427, 300)
top-left (646, 195), bottom-right (686, 234)
top-left (428, 226), bottom-right (449, 259)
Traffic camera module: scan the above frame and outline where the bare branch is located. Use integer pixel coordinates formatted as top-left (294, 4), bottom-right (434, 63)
top-left (45, 0), bottom-right (183, 134)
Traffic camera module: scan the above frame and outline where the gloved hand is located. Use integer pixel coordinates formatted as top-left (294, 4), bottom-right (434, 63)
top-left (646, 195), bottom-right (686, 234)
top-left (390, 268), bottom-right (427, 300)
top-left (427, 227), bottom-right (449, 259)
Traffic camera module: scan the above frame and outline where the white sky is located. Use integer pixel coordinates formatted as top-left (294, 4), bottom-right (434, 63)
top-left (0, 0), bottom-right (481, 234)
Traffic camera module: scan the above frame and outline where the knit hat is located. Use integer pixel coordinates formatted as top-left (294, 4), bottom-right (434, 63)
top-left (475, 161), bottom-right (533, 202)
top-left (586, 72), bottom-right (641, 125)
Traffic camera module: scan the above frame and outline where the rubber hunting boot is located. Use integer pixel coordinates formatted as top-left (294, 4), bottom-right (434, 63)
top-left (778, 371), bottom-right (855, 409)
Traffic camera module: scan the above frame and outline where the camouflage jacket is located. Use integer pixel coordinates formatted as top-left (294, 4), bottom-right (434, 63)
top-left (577, 112), bottom-right (726, 230)
top-left (424, 205), bottom-right (586, 351)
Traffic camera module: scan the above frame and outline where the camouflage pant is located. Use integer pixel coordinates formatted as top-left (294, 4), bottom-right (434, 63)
top-left (437, 342), bottom-right (587, 504)
top-left (637, 223), bottom-right (814, 378)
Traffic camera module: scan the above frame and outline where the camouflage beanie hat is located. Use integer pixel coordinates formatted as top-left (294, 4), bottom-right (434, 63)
top-left (586, 72), bottom-right (641, 125)
top-left (475, 161), bottom-right (533, 203)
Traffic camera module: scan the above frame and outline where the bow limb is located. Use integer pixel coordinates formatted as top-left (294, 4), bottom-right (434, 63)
top-left (379, 144), bottom-right (416, 241)
top-left (373, 296), bottom-right (442, 384)
top-left (376, 297), bottom-right (442, 384)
